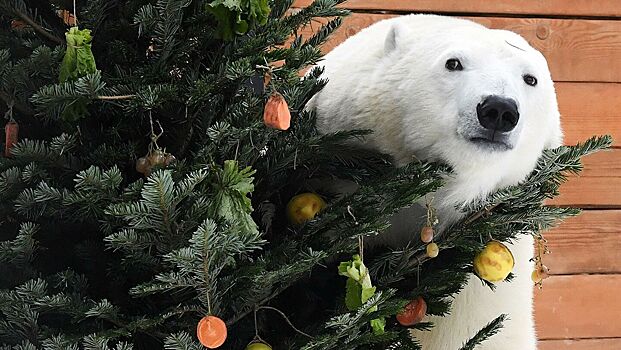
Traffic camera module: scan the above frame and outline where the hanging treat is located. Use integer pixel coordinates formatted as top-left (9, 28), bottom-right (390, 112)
top-left (135, 157), bottom-right (150, 174)
top-left (59, 26), bottom-right (98, 121)
top-left (196, 315), bottom-right (227, 349)
top-left (4, 120), bottom-right (19, 157)
top-left (338, 254), bottom-right (385, 335)
top-left (426, 242), bottom-right (439, 258)
top-left (135, 150), bottom-right (176, 176)
top-left (286, 192), bottom-right (326, 225)
top-left (263, 92), bottom-right (291, 130)
top-left (531, 234), bottom-right (550, 288)
top-left (396, 296), bottom-right (427, 326)
top-left (57, 10), bottom-right (76, 26)
top-left (10, 20), bottom-right (27, 30)
top-left (531, 265), bottom-right (550, 284)
top-left (420, 226), bottom-right (434, 243)
top-left (473, 240), bottom-right (515, 283)
top-left (246, 340), bottom-right (273, 350)
top-left (59, 27), bottom-right (97, 83)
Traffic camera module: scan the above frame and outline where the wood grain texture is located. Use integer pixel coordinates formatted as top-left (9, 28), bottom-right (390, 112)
top-left (535, 275), bottom-right (621, 339)
top-left (539, 338), bottom-right (621, 350)
top-left (543, 210), bottom-right (621, 274)
top-left (293, 0), bottom-right (621, 17)
top-left (557, 83), bottom-right (621, 147)
top-left (300, 14), bottom-right (621, 82)
top-left (551, 150), bottom-right (621, 207)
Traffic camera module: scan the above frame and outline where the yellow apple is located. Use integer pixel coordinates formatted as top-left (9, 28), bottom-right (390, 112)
top-left (286, 193), bottom-right (326, 225)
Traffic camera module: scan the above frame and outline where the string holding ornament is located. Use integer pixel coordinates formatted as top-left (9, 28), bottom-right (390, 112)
top-left (245, 305), bottom-right (312, 349)
top-left (196, 214), bottom-right (227, 349)
top-left (422, 198), bottom-right (440, 258)
top-left (260, 62), bottom-right (291, 131)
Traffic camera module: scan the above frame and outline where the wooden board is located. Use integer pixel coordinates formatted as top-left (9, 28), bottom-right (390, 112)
top-left (301, 14), bottom-right (621, 82)
top-left (552, 150), bottom-right (621, 208)
top-left (557, 83), bottom-right (621, 147)
top-left (543, 210), bottom-right (621, 275)
top-left (293, 0), bottom-right (621, 18)
top-left (539, 338), bottom-right (621, 350)
top-left (535, 274), bottom-right (621, 339)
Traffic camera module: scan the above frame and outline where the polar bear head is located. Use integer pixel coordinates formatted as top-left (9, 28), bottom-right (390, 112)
top-left (380, 16), bottom-right (562, 183)
top-left (311, 15), bottom-right (563, 204)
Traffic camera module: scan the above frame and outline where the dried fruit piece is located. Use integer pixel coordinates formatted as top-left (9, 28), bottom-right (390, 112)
top-left (263, 92), bottom-right (291, 130)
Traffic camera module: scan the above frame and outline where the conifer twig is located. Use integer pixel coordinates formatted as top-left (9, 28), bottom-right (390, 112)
top-left (96, 94), bottom-right (136, 100)
top-left (0, 90), bottom-right (34, 116)
top-left (13, 9), bottom-right (63, 44)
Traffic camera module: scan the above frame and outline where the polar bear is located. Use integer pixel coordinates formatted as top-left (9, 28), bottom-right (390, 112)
top-left (308, 15), bottom-right (562, 350)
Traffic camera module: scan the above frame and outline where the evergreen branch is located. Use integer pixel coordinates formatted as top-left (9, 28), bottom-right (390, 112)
top-left (96, 95), bottom-right (135, 100)
top-left (0, 89), bottom-right (34, 116)
top-left (13, 8), bottom-right (63, 44)
top-left (458, 314), bottom-right (507, 350)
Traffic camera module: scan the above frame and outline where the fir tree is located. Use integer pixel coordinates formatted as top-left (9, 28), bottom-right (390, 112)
top-left (0, 1), bottom-right (612, 349)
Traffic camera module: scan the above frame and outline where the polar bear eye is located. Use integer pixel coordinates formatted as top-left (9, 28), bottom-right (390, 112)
top-left (445, 58), bottom-right (463, 71)
top-left (523, 74), bottom-right (538, 86)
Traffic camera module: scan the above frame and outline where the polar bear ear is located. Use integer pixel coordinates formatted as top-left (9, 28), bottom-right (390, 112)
top-left (385, 22), bottom-right (410, 54)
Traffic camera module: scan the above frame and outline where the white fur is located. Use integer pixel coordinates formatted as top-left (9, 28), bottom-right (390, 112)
top-left (308, 15), bottom-right (563, 350)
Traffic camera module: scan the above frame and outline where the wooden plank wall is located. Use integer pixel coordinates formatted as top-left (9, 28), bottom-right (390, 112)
top-left (293, 1), bottom-right (621, 348)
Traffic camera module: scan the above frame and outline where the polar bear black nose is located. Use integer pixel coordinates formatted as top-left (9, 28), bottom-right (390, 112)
top-left (477, 96), bottom-right (520, 132)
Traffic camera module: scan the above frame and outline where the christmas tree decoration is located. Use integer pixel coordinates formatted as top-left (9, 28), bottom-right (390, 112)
top-left (338, 254), bottom-right (385, 335)
top-left (531, 234), bottom-right (551, 288)
top-left (197, 315), bottom-right (228, 348)
top-left (135, 157), bottom-right (150, 174)
top-left (4, 119), bottom-right (18, 157)
top-left (421, 199), bottom-right (437, 243)
top-left (420, 226), bottom-right (434, 243)
top-left (58, 26), bottom-right (98, 121)
top-left (245, 340), bottom-right (273, 350)
top-left (396, 297), bottom-right (427, 326)
top-left (59, 27), bottom-right (97, 83)
top-left (10, 20), bottom-right (26, 30)
top-left (286, 192), bottom-right (326, 225)
top-left (57, 10), bottom-right (77, 26)
top-left (426, 242), bottom-right (439, 258)
top-left (263, 92), bottom-right (291, 131)
top-left (531, 265), bottom-right (550, 284)
top-left (474, 241), bottom-right (515, 283)
top-left (206, 0), bottom-right (270, 40)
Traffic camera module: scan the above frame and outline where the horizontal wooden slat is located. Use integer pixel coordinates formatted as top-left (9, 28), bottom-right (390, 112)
top-left (543, 210), bottom-right (621, 274)
top-left (535, 274), bottom-right (621, 339)
top-left (539, 338), bottom-right (621, 350)
top-left (474, 17), bottom-right (621, 83)
top-left (302, 14), bottom-right (621, 82)
top-left (557, 83), bottom-right (621, 147)
top-left (552, 150), bottom-right (621, 207)
top-left (294, 0), bottom-right (621, 18)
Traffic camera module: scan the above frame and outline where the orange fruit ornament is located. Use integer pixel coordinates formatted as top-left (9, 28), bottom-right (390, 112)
top-left (263, 92), bottom-right (291, 130)
top-left (197, 315), bottom-right (227, 348)
top-left (396, 297), bottom-right (427, 326)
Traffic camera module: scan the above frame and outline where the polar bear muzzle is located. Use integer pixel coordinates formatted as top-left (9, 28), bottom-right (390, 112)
top-left (465, 95), bottom-right (520, 151)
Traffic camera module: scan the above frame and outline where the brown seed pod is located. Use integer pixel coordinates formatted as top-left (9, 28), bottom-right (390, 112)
top-left (420, 226), bottom-right (434, 243)
top-left (135, 157), bottom-right (150, 174)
